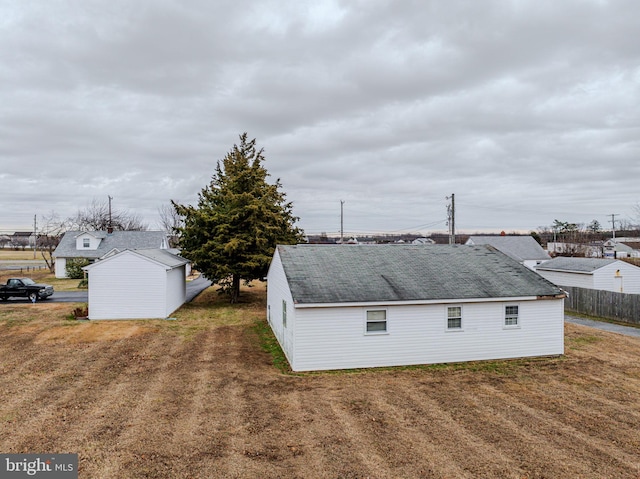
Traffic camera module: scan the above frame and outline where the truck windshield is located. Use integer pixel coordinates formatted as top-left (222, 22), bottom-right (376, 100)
top-left (21, 278), bottom-right (35, 285)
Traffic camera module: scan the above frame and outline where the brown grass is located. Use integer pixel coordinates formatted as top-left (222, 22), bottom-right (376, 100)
top-left (1, 284), bottom-right (639, 478)
top-left (0, 249), bottom-right (39, 261)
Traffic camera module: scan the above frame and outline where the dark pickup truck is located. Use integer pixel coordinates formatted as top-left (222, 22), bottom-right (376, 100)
top-left (0, 278), bottom-right (54, 302)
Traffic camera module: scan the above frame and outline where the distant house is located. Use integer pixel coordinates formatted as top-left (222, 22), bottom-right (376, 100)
top-left (53, 230), bottom-right (170, 278)
top-left (602, 239), bottom-right (640, 258)
top-left (10, 231), bottom-right (35, 249)
top-left (465, 235), bottom-right (550, 269)
top-left (535, 257), bottom-right (640, 294)
top-left (545, 242), bottom-right (603, 258)
top-left (83, 249), bottom-right (188, 320)
top-left (412, 237), bottom-right (436, 245)
top-left (266, 244), bottom-right (565, 372)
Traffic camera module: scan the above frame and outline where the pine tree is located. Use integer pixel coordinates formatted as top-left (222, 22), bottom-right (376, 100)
top-left (173, 133), bottom-right (304, 303)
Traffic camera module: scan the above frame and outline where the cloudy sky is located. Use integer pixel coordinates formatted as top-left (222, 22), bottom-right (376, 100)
top-left (2, 0), bottom-right (639, 237)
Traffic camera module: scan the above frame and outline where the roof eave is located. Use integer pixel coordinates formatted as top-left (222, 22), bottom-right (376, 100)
top-left (293, 295), bottom-right (549, 309)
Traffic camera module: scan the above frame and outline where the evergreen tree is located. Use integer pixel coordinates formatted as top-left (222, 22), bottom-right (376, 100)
top-left (173, 133), bottom-right (304, 303)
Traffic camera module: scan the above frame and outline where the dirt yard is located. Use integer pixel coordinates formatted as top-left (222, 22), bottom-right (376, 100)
top-left (1, 285), bottom-right (639, 478)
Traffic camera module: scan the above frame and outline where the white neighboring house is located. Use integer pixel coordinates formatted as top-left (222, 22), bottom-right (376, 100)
top-left (53, 230), bottom-right (170, 278)
top-left (602, 239), bottom-right (640, 258)
top-left (83, 249), bottom-right (189, 320)
top-left (465, 235), bottom-right (551, 270)
top-left (535, 257), bottom-right (640, 294)
top-left (266, 244), bottom-right (565, 372)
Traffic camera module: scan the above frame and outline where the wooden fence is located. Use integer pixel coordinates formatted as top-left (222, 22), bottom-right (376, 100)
top-left (562, 285), bottom-right (640, 326)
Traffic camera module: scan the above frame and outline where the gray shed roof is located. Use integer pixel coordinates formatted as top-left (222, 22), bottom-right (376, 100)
top-left (54, 230), bottom-right (168, 259)
top-left (535, 257), bottom-right (617, 274)
top-left (83, 248), bottom-right (188, 271)
top-left (133, 249), bottom-right (189, 268)
top-left (276, 244), bottom-right (563, 305)
top-left (466, 236), bottom-right (550, 262)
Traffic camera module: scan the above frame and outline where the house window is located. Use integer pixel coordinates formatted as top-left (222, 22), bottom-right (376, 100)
top-left (282, 300), bottom-right (287, 327)
top-left (505, 305), bottom-right (519, 327)
top-left (447, 306), bottom-right (462, 330)
top-left (83, 238), bottom-right (90, 248)
top-left (365, 309), bottom-right (387, 334)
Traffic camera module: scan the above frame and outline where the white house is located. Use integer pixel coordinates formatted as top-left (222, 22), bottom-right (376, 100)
top-left (535, 257), bottom-right (640, 294)
top-left (53, 230), bottom-right (170, 278)
top-left (266, 244), bottom-right (565, 372)
top-left (602, 239), bottom-right (640, 259)
top-left (83, 249), bottom-right (188, 320)
top-left (465, 235), bottom-right (551, 269)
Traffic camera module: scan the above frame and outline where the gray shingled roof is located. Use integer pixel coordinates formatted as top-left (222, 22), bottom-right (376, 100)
top-left (133, 249), bottom-right (189, 268)
top-left (277, 244), bottom-right (563, 305)
top-left (54, 230), bottom-right (168, 259)
top-left (466, 236), bottom-right (550, 262)
top-left (535, 257), bottom-right (617, 274)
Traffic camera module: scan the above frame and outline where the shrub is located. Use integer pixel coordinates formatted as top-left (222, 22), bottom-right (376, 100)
top-left (65, 258), bottom-right (90, 279)
top-left (68, 305), bottom-right (88, 320)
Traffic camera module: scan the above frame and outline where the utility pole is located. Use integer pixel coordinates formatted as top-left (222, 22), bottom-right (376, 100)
top-left (610, 213), bottom-right (618, 240)
top-left (33, 214), bottom-right (37, 259)
top-left (340, 200), bottom-right (345, 244)
top-left (446, 194), bottom-right (455, 245)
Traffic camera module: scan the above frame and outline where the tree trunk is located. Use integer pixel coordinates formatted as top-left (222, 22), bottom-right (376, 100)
top-left (230, 274), bottom-right (241, 303)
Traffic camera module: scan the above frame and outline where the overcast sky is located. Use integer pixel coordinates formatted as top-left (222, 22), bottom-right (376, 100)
top-left (2, 0), bottom-right (639, 237)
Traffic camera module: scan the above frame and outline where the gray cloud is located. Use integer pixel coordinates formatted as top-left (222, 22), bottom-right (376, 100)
top-left (1, 0), bottom-right (639, 235)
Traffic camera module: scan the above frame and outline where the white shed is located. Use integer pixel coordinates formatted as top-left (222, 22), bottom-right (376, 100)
top-left (83, 249), bottom-right (189, 320)
top-left (267, 244), bottom-right (565, 372)
top-left (465, 235), bottom-right (551, 270)
top-left (535, 257), bottom-right (640, 294)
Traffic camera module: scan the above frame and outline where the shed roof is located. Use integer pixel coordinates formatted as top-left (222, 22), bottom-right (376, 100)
top-left (535, 257), bottom-right (618, 274)
top-left (276, 244), bottom-right (563, 305)
top-left (54, 230), bottom-right (168, 259)
top-left (83, 248), bottom-right (188, 271)
top-left (466, 236), bottom-right (550, 262)
top-left (133, 249), bottom-right (189, 268)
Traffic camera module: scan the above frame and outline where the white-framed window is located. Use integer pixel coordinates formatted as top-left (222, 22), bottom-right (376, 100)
top-left (504, 305), bottom-right (519, 328)
top-left (365, 309), bottom-right (387, 334)
top-left (282, 300), bottom-right (287, 327)
top-left (446, 305), bottom-right (462, 330)
top-left (83, 238), bottom-right (90, 248)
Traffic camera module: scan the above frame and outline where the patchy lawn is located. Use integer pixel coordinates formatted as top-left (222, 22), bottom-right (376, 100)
top-left (0, 285), bottom-right (639, 478)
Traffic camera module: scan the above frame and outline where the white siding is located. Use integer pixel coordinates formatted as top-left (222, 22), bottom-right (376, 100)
top-left (290, 298), bottom-right (564, 372)
top-left (538, 261), bottom-right (640, 294)
top-left (266, 250), bottom-right (296, 366)
top-left (165, 265), bottom-right (187, 316)
top-left (536, 270), bottom-right (594, 289)
top-left (75, 233), bottom-right (101, 250)
top-left (593, 262), bottom-right (640, 294)
top-left (54, 257), bottom-right (67, 279)
top-left (88, 253), bottom-right (168, 320)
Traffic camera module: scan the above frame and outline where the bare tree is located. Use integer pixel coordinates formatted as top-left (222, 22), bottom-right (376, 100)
top-left (157, 203), bottom-right (183, 247)
top-left (10, 235), bottom-right (29, 251)
top-left (38, 212), bottom-right (69, 272)
top-left (69, 198), bottom-right (148, 231)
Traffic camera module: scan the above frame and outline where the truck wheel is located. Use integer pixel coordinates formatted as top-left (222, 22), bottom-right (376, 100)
top-left (28, 292), bottom-right (37, 303)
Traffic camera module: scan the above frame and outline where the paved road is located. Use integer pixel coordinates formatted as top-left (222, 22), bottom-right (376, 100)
top-left (0, 275), bottom-right (212, 305)
top-left (565, 314), bottom-right (640, 338)
top-left (185, 275), bottom-right (212, 302)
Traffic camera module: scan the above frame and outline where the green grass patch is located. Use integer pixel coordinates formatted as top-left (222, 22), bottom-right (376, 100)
top-left (251, 319), bottom-right (290, 373)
